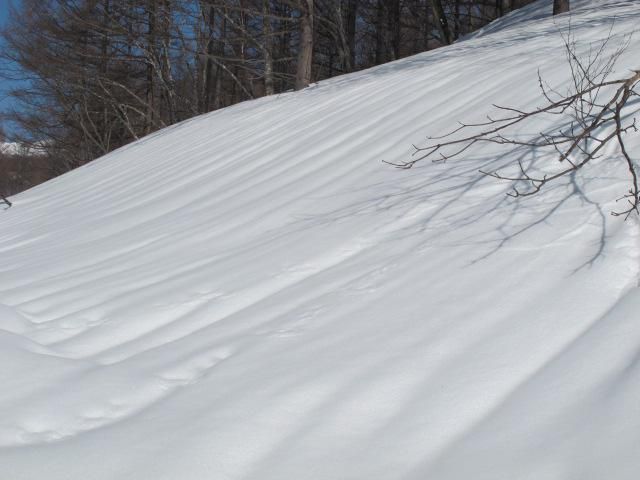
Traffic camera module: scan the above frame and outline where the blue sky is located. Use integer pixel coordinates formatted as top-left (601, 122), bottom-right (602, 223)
top-left (0, 0), bottom-right (18, 34)
top-left (0, 0), bottom-right (13, 27)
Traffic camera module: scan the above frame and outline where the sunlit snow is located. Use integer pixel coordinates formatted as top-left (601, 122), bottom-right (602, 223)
top-left (1, 1), bottom-right (639, 479)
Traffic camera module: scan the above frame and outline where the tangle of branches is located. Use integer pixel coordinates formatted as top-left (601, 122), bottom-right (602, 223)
top-left (387, 31), bottom-right (640, 218)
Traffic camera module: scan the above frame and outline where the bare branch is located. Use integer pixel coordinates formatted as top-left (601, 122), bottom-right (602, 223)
top-left (391, 30), bottom-right (640, 217)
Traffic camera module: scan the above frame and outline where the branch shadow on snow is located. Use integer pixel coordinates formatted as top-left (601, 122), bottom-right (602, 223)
top-left (287, 143), bottom-right (617, 272)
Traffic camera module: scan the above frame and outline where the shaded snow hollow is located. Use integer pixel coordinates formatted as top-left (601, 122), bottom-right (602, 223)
top-left (1, 1), bottom-right (640, 479)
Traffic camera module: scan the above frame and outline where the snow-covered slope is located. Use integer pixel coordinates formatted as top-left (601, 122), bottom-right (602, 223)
top-left (2, 1), bottom-right (640, 479)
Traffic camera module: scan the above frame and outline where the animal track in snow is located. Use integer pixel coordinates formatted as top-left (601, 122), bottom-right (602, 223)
top-left (158, 347), bottom-right (235, 387)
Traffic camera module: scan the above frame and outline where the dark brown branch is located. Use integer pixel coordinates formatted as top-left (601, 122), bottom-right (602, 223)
top-left (1, 194), bottom-right (12, 208)
top-left (388, 29), bottom-right (640, 218)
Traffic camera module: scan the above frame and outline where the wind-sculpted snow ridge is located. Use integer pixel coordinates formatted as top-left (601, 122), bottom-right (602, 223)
top-left (1, 1), bottom-right (640, 479)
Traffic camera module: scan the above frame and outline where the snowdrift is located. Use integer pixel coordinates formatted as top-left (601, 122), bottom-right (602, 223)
top-left (1, 1), bottom-right (640, 478)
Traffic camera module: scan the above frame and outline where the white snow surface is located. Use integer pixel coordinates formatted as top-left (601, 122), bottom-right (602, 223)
top-left (2, 1), bottom-right (640, 478)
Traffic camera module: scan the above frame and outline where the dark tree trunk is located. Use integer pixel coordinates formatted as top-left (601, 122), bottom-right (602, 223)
top-left (295, 0), bottom-right (313, 90)
top-left (429, 0), bottom-right (451, 45)
top-left (263, 0), bottom-right (274, 95)
top-left (553, 0), bottom-right (570, 14)
top-left (388, 0), bottom-right (400, 60)
top-left (422, 0), bottom-right (430, 50)
top-left (375, 0), bottom-right (385, 64)
top-left (454, 0), bottom-right (460, 40)
top-left (345, 0), bottom-right (357, 72)
top-left (429, 0), bottom-right (451, 46)
top-left (202, 5), bottom-right (215, 111)
top-left (214, 13), bottom-right (226, 109)
top-left (276, 1), bottom-right (291, 92)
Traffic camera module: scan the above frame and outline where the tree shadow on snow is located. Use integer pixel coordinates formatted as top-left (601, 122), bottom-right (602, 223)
top-left (286, 143), bottom-right (620, 273)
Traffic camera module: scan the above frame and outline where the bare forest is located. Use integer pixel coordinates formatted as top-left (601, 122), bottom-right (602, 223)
top-left (1, 0), bottom-right (537, 195)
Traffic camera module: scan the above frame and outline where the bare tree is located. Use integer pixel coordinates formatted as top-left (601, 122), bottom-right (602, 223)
top-left (387, 32), bottom-right (640, 218)
top-left (263, 0), bottom-right (276, 94)
top-left (1, 0), bottom-right (538, 195)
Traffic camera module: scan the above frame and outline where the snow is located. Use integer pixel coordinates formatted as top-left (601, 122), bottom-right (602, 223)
top-left (0, 142), bottom-right (46, 156)
top-left (0, 142), bottom-right (24, 156)
top-left (1, 1), bottom-right (640, 478)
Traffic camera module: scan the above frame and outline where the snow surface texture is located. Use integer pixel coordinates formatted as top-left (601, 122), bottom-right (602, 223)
top-left (1, 1), bottom-right (640, 478)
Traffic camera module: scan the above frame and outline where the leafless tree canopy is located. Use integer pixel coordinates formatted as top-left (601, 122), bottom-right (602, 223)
top-left (0, 0), bottom-right (540, 197)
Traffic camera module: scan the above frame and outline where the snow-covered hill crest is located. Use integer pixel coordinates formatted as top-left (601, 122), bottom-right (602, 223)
top-left (1, 1), bottom-right (640, 479)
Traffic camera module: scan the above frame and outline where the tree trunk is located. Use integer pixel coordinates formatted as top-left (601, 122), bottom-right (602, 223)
top-left (422, 0), bottom-right (430, 50)
top-left (214, 12), bottom-right (226, 109)
top-left (553, 0), bottom-right (570, 14)
top-left (277, 2), bottom-right (291, 92)
top-left (202, 5), bottom-right (215, 111)
top-left (429, 0), bottom-right (451, 46)
top-left (375, 0), bottom-right (384, 64)
top-left (389, 0), bottom-right (400, 60)
top-left (345, 0), bottom-right (357, 72)
top-left (238, 0), bottom-right (250, 100)
top-left (295, 0), bottom-right (313, 90)
top-left (263, 0), bottom-right (274, 95)
top-left (100, 0), bottom-right (110, 149)
top-left (454, 0), bottom-right (460, 40)
top-left (145, 0), bottom-right (156, 133)
top-left (159, 0), bottom-right (176, 124)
